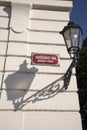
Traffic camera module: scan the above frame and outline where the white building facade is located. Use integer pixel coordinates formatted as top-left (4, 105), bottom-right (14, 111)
top-left (0, 0), bottom-right (82, 130)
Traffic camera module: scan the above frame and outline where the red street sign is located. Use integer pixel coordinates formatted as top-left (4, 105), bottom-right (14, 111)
top-left (31, 53), bottom-right (60, 66)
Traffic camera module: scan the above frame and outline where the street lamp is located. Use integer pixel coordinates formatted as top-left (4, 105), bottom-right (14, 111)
top-left (60, 21), bottom-right (83, 89)
top-left (60, 22), bottom-right (83, 59)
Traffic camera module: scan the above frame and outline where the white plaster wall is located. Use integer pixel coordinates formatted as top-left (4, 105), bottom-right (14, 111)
top-left (0, 1), bottom-right (82, 130)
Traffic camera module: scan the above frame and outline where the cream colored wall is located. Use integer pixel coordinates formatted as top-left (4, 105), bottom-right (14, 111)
top-left (0, 1), bottom-right (82, 130)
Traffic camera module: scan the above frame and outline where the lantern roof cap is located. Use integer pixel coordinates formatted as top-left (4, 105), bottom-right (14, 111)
top-left (60, 21), bottom-right (83, 34)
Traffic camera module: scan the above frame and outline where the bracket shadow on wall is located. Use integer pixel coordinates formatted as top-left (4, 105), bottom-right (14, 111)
top-left (10, 60), bottom-right (74, 111)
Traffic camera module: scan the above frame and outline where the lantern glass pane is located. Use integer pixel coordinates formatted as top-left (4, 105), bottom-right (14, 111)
top-left (70, 28), bottom-right (80, 47)
top-left (64, 29), bottom-right (71, 49)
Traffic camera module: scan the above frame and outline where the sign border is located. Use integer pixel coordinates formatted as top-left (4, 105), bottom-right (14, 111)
top-left (31, 52), bottom-right (60, 66)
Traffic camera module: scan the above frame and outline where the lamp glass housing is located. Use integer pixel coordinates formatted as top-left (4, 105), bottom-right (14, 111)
top-left (61, 22), bottom-right (82, 58)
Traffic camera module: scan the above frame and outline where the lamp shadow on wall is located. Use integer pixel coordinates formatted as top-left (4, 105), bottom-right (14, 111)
top-left (4, 60), bottom-right (38, 110)
top-left (4, 59), bottom-right (70, 111)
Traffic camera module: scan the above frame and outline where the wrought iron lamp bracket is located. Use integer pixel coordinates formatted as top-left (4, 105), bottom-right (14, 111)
top-left (63, 59), bottom-right (76, 89)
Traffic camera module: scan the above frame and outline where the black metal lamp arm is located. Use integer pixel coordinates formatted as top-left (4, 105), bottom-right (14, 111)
top-left (63, 59), bottom-right (75, 89)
